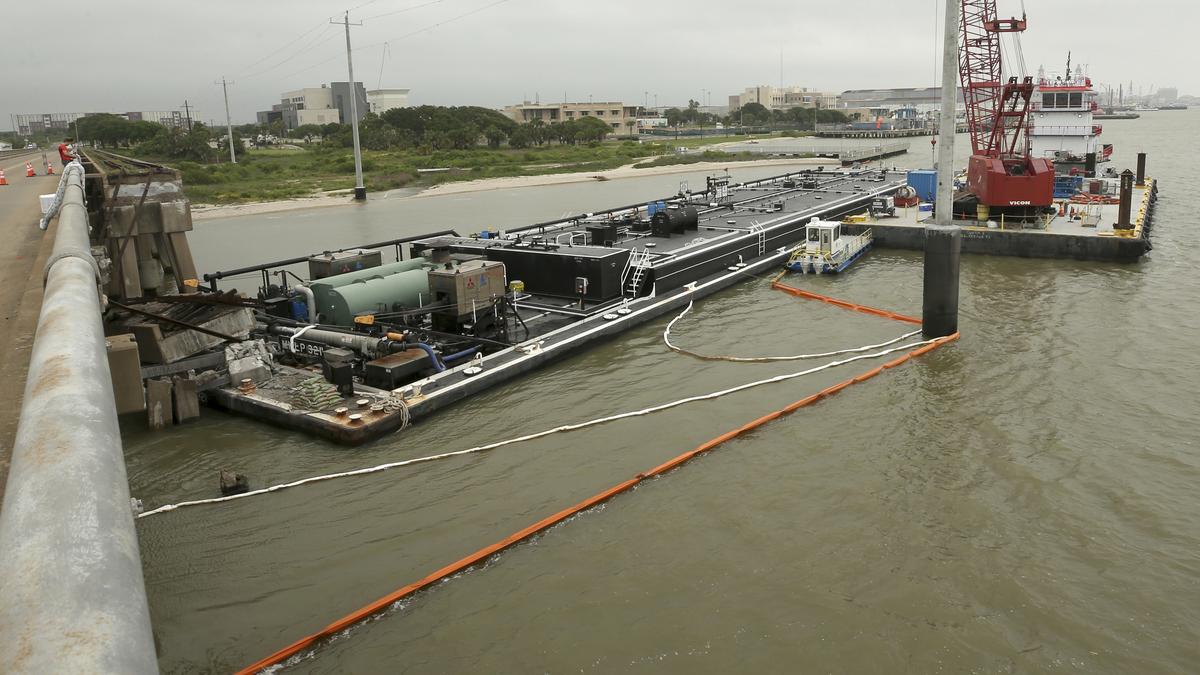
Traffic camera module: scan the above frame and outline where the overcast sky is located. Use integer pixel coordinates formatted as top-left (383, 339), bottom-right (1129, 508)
top-left (5, 0), bottom-right (1192, 128)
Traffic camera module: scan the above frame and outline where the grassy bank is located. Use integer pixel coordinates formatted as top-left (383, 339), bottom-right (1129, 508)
top-left (131, 133), bottom-right (789, 204)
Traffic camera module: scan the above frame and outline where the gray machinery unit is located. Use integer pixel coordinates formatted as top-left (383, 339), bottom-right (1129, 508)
top-left (428, 260), bottom-right (508, 334)
top-left (307, 249), bottom-right (383, 279)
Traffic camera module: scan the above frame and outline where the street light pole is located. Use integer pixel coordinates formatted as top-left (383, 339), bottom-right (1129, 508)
top-left (335, 11), bottom-right (366, 200)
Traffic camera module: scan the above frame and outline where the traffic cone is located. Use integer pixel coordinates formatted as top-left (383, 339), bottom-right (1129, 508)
top-left (25, 162), bottom-right (36, 178)
top-left (0, 169), bottom-right (8, 186)
top-left (46, 162), bottom-right (55, 175)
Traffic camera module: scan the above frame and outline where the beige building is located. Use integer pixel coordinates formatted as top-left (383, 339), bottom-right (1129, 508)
top-left (278, 86), bottom-right (338, 128)
top-left (729, 86), bottom-right (839, 111)
top-left (503, 101), bottom-right (640, 132)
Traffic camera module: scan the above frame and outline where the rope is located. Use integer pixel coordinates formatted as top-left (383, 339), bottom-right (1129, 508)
top-left (664, 299), bottom-right (922, 362)
top-left (136, 336), bottom-right (937, 520)
top-left (235, 332), bottom-right (961, 674)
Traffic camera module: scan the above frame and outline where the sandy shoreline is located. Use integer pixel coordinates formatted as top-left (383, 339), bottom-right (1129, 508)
top-left (190, 157), bottom-right (827, 221)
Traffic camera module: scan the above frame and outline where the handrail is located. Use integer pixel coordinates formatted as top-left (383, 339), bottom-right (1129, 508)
top-left (0, 161), bottom-right (158, 674)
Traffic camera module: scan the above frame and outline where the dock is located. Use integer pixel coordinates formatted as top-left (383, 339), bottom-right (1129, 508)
top-left (842, 176), bottom-right (1158, 262)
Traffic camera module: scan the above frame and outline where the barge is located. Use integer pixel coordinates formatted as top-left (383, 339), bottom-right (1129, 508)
top-left (200, 169), bottom-right (908, 444)
top-left (109, 154), bottom-right (1158, 445)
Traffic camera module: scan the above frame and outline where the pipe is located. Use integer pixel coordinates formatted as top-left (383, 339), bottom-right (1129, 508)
top-left (0, 162), bottom-right (158, 673)
top-left (292, 283), bottom-right (317, 323)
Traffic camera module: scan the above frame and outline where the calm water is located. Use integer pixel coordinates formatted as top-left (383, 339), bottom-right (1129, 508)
top-left (126, 113), bottom-right (1200, 673)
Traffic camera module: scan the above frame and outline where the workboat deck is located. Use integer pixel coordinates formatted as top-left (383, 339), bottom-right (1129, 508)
top-left (840, 176), bottom-right (1157, 262)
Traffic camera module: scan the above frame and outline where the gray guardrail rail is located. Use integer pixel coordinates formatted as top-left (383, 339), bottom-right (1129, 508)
top-left (0, 162), bottom-right (158, 673)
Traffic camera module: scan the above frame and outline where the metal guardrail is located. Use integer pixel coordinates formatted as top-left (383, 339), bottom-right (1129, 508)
top-left (0, 163), bottom-right (158, 673)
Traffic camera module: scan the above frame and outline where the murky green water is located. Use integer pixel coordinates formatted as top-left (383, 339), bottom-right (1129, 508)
top-left (127, 113), bottom-right (1200, 673)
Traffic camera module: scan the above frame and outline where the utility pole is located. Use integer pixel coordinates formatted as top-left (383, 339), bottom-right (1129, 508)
top-left (182, 100), bottom-right (193, 132)
top-left (923, 0), bottom-right (961, 338)
top-left (218, 77), bottom-right (236, 163)
top-left (334, 11), bottom-right (366, 200)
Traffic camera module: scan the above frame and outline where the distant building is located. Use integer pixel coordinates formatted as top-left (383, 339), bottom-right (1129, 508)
top-left (330, 81), bottom-right (368, 125)
top-left (125, 110), bottom-right (192, 128)
top-left (263, 82), bottom-right (369, 130)
top-left (275, 86), bottom-right (338, 129)
top-left (256, 109), bottom-right (283, 126)
top-left (367, 88), bottom-right (410, 115)
top-left (503, 101), bottom-right (640, 132)
top-left (1153, 87), bottom-right (1178, 105)
top-left (14, 110), bottom-right (194, 136)
top-left (837, 87), bottom-right (963, 110)
top-left (729, 86), bottom-right (839, 111)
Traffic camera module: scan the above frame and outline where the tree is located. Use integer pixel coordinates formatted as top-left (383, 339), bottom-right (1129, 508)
top-left (508, 126), bottom-right (532, 149)
top-left (574, 116), bottom-right (612, 143)
top-left (737, 102), bottom-right (769, 126)
top-left (482, 125), bottom-right (507, 149)
top-left (664, 107), bottom-right (684, 129)
top-left (136, 123), bottom-right (215, 162)
top-left (291, 124), bottom-right (324, 142)
top-left (625, 119), bottom-right (637, 137)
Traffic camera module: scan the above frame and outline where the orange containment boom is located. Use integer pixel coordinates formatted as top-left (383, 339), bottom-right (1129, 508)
top-left (237, 330), bottom-right (960, 673)
top-left (770, 280), bottom-right (923, 325)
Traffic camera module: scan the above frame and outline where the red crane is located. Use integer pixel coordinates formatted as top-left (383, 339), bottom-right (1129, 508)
top-left (959, 0), bottom-right (1054, 215)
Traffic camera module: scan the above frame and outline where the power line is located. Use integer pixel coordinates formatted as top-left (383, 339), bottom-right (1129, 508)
top-left (262, 0), bottom-right (511, 84)
top-left (363, 0), bottom-right (446, 21)
top-left (241, 25), bottom-right (341, 80)
top-left (241, 19), bottom-right (328, 72)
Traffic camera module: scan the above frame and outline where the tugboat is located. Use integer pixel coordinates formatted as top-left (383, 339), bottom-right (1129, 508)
top-left (785, 218), bottom-right (873, 274)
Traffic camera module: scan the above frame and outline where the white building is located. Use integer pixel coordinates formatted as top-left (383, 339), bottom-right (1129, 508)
top-left (367, 88), bottom-right (410, 115)
top-left (729, 86), bottom-right (839, 111)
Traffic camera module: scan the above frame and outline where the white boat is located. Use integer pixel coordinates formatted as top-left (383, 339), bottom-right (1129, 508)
top-left (785, 218), bottom-right (872, 274)
top-left (1028, 63), bottom-right (1112, 166)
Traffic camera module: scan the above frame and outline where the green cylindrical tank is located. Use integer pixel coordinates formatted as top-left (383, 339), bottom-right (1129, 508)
top-left (321, 269), bottom-right (431, 324)
top-left (309, 257), bottom-right (430, 318)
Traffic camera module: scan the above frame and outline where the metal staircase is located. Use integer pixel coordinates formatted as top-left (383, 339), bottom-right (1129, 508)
top-left (622, 248), bottom-right (653, 297)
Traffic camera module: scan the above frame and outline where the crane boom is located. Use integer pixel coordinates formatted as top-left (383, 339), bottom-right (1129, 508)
top-left (958, 0), bottom-right (1054, 214)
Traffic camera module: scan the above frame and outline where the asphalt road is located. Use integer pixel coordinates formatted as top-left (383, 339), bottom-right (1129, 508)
top-left (0, 149), bottom-right (62, 502)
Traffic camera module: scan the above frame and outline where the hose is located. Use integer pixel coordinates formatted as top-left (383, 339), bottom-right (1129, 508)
top-left (441, 346), bottom-right (480, 364)
top-left (664, 299), bottom-right (921, 362)
top-left (138, 335), bottom-right (943, 520)
top-left (414, 343), bottom-right (445, 372)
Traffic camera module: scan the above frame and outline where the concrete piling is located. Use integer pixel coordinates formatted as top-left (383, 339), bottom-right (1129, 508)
top-left (923, 0), bottom-right (961, 340)
top-left (922, 225), bottom-right (961, 338)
